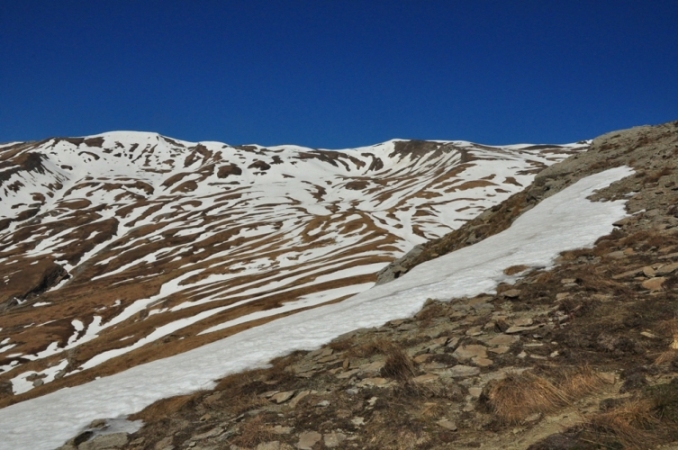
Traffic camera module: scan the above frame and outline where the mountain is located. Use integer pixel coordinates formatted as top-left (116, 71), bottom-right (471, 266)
top-left (0, 133), bottom-right (583, 406)
top-left (4, 120), bottom-right (678, 450)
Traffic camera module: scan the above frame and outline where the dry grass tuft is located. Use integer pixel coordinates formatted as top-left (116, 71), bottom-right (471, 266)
top-left (645, 166), bottom-right (673, 184)
top-left (556, 366), bottom-right (608, 399)
top-left (380, 344), bottom-right (415, 382)
top-left (230, 415), bottom-right (276, 448)
top-left (654, 350), bottom-right (678, 366)
top-left (482, 372), bottom-right (569, 424)
top-left (504, 264), bottom-right (530, 276)
top-left (584, 399), bottom-right (660, 449)
top-left (415, 299), bottom-right (448, 324)
top-left (129, 393), bottom-right (195, 422)
top-left (482, 368), bottom-right (606, 424)
top-left (347, 338), bottom-right (393, 358)
top-left (327, 338), bottom-right (353, 352)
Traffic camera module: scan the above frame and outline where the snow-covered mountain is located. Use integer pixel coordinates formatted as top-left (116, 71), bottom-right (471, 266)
top-left (0, 132), bottom-right (585, 402)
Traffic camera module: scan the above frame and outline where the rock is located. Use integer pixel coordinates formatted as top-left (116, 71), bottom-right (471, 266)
top-left (502, 289), bottom-right (521, 299)
top-left (452, 344), bottom-right (487, 361)
top-left (512, 317), bottom-right (534, 327)
top-left (375, 244), bottom-right (424, 285)
top-left (192, 427), bottom-right (223, 440)
top-left (494, 318), bottom-right (510, 332)
top-left (296, 431), bottom-right (322, 450)
top-left (413, 354), bottom-right (433, 364)
top-left (642, 277), bottom-right (666, 291)
top-left (443, 365), bottom-right (480, 378)
top-left (79, 433), bottom-right (129, 450)
top-left (606, 250), bottom-right (626, 260)
top-left (599, 372), bottom-right (616, 384)
top-left (308, 347), bottom-right (333, 360)
top-left (154, 436), bottom-right (173, 450)
top-left (505, 324), bottom-right (542, 334)
top-left (671, 335), bottom-right (678, 350)
top-left (422, 362), bottom-right (448, 371)
top-left (271, 391), bottom-right (295, 404)
top-left (657, 262), bottom-right (678, 275)
top-left (523, 412), bottom-right (542, 424)
top-left (640, 331), bottom-right (659, 340)
top-left (472, 357), bottom-right (493, 367)
top-left (468, 387), bottom-right (483, 397)
top-left (472, 302), bottom-right (494, 313)
top-left (436, 419), bottom-right (457, 431)
top-left (288, 390), bottom-right (310, 408)
top-left (336, 369), bottom-right (360, 379)
top-left (642, 266), bottom-right (656, 277)
top-left (360, 360), bottom-right (385, 374)
top-left (413, 373), bottom-right (439, 384)
top-left (517, 351), bottom-right (527, 359)
top-left (316, 400), bottom-right (330, 407)
top-left (488, 345), bottom-right (511, 354)
top-left (446, 337), bottom-right (461, 349)
top-left (323, 432), bottom-right (347, 448)
top-left (485, 334), bottom-right (519, 347)
top-left (356, 377), bottom-right (391, 388)
top-left (351, 417), bottom-right (365, 426)
top-left (256, 442), bottom-right (281, 450)
top-left (465, 326), bottom-right (484, 336)
top-left (427, 336), bottom-right (449, 349)
top-left (273, 425), bottom-right (294, 435)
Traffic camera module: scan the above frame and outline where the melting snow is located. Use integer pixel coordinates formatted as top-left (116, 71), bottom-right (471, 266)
top-left (0, 167), bottom-right (632, 450)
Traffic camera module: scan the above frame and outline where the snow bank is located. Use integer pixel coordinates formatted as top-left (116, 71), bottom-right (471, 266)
top-left (0, 166), bottom-right (633, 450)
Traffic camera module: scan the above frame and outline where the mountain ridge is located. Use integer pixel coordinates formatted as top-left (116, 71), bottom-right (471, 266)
top-left (0, 133), bottom-right (583, 408)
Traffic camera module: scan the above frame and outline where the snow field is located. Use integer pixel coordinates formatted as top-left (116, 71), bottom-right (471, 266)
top-left (0, 166), bottom-right (633, 450)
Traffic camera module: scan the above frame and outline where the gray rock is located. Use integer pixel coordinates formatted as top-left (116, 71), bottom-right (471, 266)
top-left (442, 365), bottom-right (480, 378)
top-left (79, 432), bottom-right (128, 450)
top-left (297, 431), bottom-right (322, 449)
top-left (323, 431), bottom-right (347, 448)
top-left (375, 244), bottom-right (424, 284)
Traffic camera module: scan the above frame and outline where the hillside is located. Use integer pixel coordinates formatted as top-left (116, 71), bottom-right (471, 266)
top-left (0, 134), bottom-right (582, 405)
top-left (97, 120), bottom-right (676, 450)
top-left (2, 120), bottom-right (678, 450)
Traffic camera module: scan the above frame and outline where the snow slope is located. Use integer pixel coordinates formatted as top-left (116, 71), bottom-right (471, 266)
top-left (0, 133), bottom-right (584, 398)
top-left (0, 166), bottom-right (633, 450)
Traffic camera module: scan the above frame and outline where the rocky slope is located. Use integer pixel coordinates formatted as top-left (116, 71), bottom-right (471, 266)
top-left (53, 120), bottom-right (678, 450)
top-left (0, 133), bottom-right (581, 404)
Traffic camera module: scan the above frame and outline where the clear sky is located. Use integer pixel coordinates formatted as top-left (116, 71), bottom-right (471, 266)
top-left (1, 1), bottom-right (677, 148)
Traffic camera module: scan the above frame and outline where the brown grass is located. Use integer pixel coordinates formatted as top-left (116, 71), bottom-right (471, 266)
top-left (584, 399), bottom-right (660, 449)
top-left (654, 350), bottom-right (678, 365)
top-left (380, 344), bottom-right (415, 382)
top-left (230, 415), bottom-right (276, 447)
top-left (129, 393), bottom-right (196, 422)
top-left (347, 338), bottom-right (393, 358)
top-left (504, 264), bottom-right (530, 276)
top-left (415, 299), bottom-right (449, 324)
top-left (481, 367), bottom-right (605, 424)
top-left (327, 338), bottom-right (354, 352)
top-left (645, 166), bottom-right (673, 184)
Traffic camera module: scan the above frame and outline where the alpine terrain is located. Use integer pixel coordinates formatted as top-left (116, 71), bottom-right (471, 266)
top-left (0, 134), bottom-right (581, 402)
top-left (2, 121), bottom-right (678, 450)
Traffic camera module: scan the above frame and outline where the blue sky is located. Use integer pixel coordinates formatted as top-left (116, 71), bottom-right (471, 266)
top-left (1, 1), bottom-right (677, 148)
